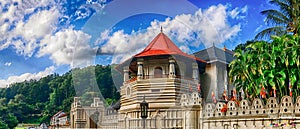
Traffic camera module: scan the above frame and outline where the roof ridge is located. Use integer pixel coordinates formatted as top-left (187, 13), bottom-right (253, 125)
top-left (144, 33), bottom-right (160, 51)
top-left (162, 33), bottom-right (170, 51)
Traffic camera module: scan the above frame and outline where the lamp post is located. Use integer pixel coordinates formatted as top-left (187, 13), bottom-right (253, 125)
top-left (94, 108), bottom-right (99, 129)
top-left (140, 95), bottom-right (149, 129)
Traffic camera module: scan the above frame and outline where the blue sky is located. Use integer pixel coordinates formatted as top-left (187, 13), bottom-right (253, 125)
top-left (0, 0), bottom-right (274, 87)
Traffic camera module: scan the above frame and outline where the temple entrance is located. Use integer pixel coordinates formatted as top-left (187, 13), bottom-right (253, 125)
top-left (154, 67), bottom-right (163, 78)
top-left (89, 116), bottom-right (97, 128)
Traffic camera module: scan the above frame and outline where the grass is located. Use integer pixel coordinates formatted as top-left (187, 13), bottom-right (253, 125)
top-left (15, 127), bottom-right (26, 129)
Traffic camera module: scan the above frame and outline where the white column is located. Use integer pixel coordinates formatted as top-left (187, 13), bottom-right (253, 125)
top-left (123, 67), bottom-right (129, 82)
top-left (199, 108), bottom-right (203, 129)
top-left (169, 59), bottom-right (176, 78)
top-left (224, 66), bottom-right (228, 93)
top-left (192, 63), bottom-right (199, 82)
top-left (137, 59), bottom-right (144, 80)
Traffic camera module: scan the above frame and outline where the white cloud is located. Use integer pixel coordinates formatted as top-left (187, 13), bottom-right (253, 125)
top-left (0, 0), bottom-right (59, 57)
top-left (4, 62), bottom-right (12, 67)
top-left (229, 5), bottom-right (248, 19)
top-left (0, 0), bottom-right (100, 68)
top-left (241, 5), bottom-right (248, 13)
top-left (38, 28), bottom-right (96, 67)
top-left (230, 8), bottom-right (240, 19)
top-left (12, 9), bottom-right (60, 56)
top-left (0, 66), bottom-right (55, 88)
top-left (179, 45), bottom-right (191, 53)
top-left (97, 4), bottom-right (245, 64)
top-left (98, 28), bottom-right (158, 63)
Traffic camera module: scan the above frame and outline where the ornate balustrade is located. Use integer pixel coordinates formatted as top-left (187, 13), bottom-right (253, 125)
top-left (201, 96), bottom-right (300, 118)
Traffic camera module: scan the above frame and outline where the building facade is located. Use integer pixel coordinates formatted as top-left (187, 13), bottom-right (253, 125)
top-left (70, 31), bottom-right (300, 129)
top-left (50, 111), bottom-right (70, 128)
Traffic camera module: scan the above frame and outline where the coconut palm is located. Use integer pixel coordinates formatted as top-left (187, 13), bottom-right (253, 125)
top-left (255, 0), bottom-right (300, 39)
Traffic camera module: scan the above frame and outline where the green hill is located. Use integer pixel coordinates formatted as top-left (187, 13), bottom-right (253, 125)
top-left (0, 65), bottom-right (120, 128)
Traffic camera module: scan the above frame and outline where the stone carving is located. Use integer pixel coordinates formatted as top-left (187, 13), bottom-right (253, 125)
top-left (201, 96), bottom-right (300, 118)
top-left (294, 96), bottom-right (300, 115)
top-left (214, 102), bottom-right (226, 117)
top-left (180, 92), bottom-right (202, 106)
top-left (204, 103), bottom-right (215, 118)
top-left (266, 97), bottom-right (279, 117)
top-left (239, 99), bottom-right (251, 115)
top-left (280, 96), bottom-right (294, 116)
top-left (227, 101), bottom-right (238, 116)
top-left (252, 98), bottom-right (265, 115)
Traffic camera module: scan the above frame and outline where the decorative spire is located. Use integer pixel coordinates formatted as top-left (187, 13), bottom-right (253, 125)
top-left (160, 26), bottom-right (163, 33)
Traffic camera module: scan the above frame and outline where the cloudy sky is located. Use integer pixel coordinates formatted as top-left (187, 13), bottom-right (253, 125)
top-left (0, 0), bottom-right (274, 87)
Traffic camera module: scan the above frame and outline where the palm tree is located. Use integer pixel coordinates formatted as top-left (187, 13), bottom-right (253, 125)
top-left (229, 49), bottom-right (258, 99)
top-left (255, 0), bottom-right (300, 39)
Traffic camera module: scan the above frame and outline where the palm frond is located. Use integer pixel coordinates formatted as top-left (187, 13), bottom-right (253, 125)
top-left (255, 26), bottom-right (285, 40)
top-left (269, 0), bottom-right (291, 15)
top-left (261, 9), bottom-right (289, 25)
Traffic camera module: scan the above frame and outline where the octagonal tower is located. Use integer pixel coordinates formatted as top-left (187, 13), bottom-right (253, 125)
top-left (116, 31), bottom-right (206, 120)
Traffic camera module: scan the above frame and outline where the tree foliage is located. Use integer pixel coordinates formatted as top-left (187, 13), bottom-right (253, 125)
top-left (0, 65), bottom-right (120, 126)
top-left (0, 120), bottom-right (9, 129)
top-left (255, 0), bottom-right (300, 39)
top-left (230, 34), bottom-right (300, 100)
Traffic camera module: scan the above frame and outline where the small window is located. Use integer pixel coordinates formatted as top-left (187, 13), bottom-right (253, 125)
top-left (126, 87), bottom-right (131, 95)
top-left (151, 89), bottom-right (160, 92)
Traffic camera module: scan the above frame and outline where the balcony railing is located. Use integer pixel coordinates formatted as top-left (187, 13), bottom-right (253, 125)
top-left (125, 75), bottom-right (196, 83)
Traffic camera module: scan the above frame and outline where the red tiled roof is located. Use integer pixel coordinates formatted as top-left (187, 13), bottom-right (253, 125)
top-left (134, 32), bottom-right (205, 63)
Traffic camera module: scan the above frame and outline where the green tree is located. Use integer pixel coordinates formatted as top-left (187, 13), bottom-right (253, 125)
top-left (229, 49), bottom-right (253, 98)
top-left (3, 114), bottom-right (18, 129)
top-left (230, 34), bottom-right (300, 100)
top-left (255, 0), bottom-right (300, 39)
top-left (0, 101), bottom-right (18, 129)
top-left (0, 64), bottom-right (120, 124)
top-left (0, 120), bottom-right (9, 129)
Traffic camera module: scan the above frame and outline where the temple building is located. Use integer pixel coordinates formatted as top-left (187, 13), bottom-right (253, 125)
top-left (67, 31), bottom-right (300, 129)
top-left (193, 45), bottom-right (235, 102)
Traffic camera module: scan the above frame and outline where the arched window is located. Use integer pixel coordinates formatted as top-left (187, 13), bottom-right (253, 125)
top-left (126, 87), bottom-right (131, 96)
top-left (154, 67), bottom-right (163, 78)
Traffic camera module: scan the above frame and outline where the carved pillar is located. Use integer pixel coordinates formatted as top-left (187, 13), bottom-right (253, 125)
top-left (183, 106), bottom-right (199, 129)
top-left (123, 67), bottom-right (129, 82)
top-left (224, 66), bottom-right (228, 93)
top-left (169, 58), bottom-right (176, 78)
top-left (137, 59), bottom-right (144, 80)
top-left (199, 107), bottom-right (203, 129)
top-left (74, 97), bottom-right (81, 107)
top-left (192, 63), bottom-right (199, 82)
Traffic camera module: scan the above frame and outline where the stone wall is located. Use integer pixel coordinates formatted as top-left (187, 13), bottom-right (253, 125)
top-left (71, 94), bottom-right (300, 129)
top-left (115, 109), bottom-right (185, 129)
top-left (201, 95), bottom-right (300, 129)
